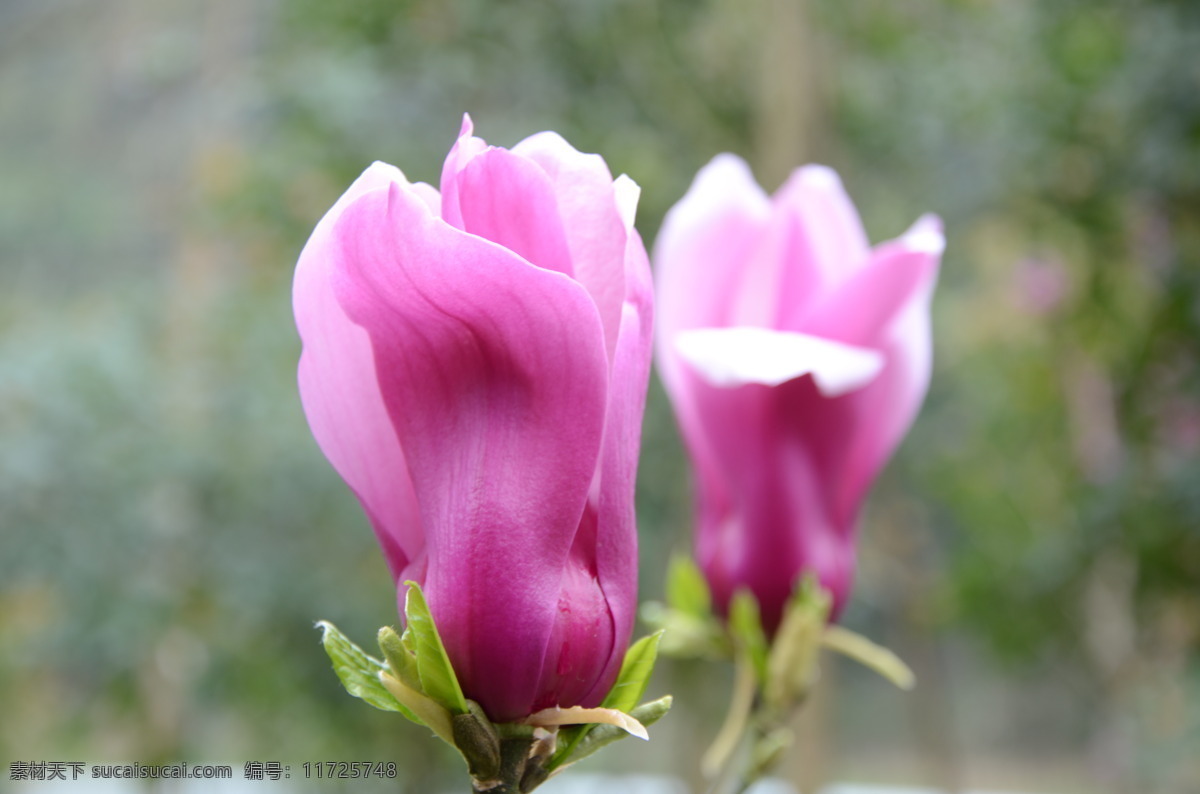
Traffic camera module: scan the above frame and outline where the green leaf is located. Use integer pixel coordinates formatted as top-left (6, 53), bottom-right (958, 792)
top-left (316, 620), bottom-right (417, 721)
top-left (601, 631), bottom-right (663, 713)
top-left (822, 625), bottom-right (916, 690)
top-left (551, 696), bottom-right (673, 772)
top-left (666, 554), bottom-right (711, 618)
top-left (378, 625), bottom-right (421, 691)
top-left (727, 589), bottom-right (769, 685)
top-left (402, 581), bottom-right (469, 714)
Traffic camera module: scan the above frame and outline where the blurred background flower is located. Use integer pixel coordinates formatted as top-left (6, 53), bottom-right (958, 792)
top-left (653, 155), bottom-right (941, 633)
top-left (2, 1), bottom-right (1198, 793)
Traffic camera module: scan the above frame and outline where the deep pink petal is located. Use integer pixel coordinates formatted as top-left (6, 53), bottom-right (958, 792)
top-left (576, 224), bottom-right (654, 707)
top-left (294, 162), bottom-right (427, 578)
top-left (329, 182), bottom-right (611, 722)
top-left (692, 377), bottom-right (857, 632)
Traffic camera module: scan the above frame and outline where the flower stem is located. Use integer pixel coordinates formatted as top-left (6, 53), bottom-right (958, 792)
top-left (469, 731), bottom-right (536, 794)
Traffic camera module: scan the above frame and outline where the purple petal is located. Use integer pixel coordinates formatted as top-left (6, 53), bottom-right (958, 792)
top-left (653, 155), bottom-right (772, 537)
top-left (329, 182), bottom-right (611, 722)
top-left (812, 220), bottom-right (943, 522)
top-left (576, 223), bottom-right (655, 707)
top-left (294, 162), bottom-right (426, 578)
top-left (453, 146), bottom-right (575, 278)
top-left (770, 166), bottom-right (873, 329)
top-left (803, 217), bottom-right (944, 346)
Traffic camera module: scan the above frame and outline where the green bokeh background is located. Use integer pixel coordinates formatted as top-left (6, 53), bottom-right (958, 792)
top-left (2, 1), bottom-right (1197, 792)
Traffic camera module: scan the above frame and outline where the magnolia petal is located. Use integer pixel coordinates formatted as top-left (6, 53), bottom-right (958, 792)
top-left (524, 706), bottom-right (649, 741)
top-left (653, 155), bottom-right (773, 559)
top-left (439, 113), bottom-right (489, 230)
top-left (774, 164), bottom-right (872, 288)
top-left (454, 146), bottom-right (575, 278)
top-left (902, 213), bottom-right (946, 255)
top-left (513, 131), bottom-right (631, 367)
top-left (804, 216), bottom-right (944, 346)
top-left (330, 182), bottom-right (611, 723)
top-left (654, 154), bottom-right (772, 348)
top-left (294, 162), bottom-right (425, 578)
top-left (612, 174), bottom-right (641, 231)
top-left (573, 224), bottom-right (654, 709)
top-left (674, 327), bottom-right (885, 397)
top-left (800, 216), bottom-right (943, 525)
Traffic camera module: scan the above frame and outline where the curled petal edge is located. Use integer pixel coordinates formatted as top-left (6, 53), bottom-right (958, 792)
top-left (673, 326), bottom-right (885, 397)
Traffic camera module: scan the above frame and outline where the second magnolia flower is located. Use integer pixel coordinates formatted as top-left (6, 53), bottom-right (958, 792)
top-left (655, 155), bottom-right (944, 633)
top-left (294, 116), bottom-right (653, 723)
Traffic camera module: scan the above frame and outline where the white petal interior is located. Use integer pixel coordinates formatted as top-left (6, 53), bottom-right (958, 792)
top-left (673, 326), bottom-right (885, 397)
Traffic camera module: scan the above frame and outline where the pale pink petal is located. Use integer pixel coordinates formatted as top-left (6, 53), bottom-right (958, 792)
top-left (329, 182), bottom-right (611, 722)
top-left (294, 162), bottom-right (425, 578)
top-left (654, 154), bottom-right (772, 349)
top-left (654, 155), bottom-right (773, 537)
top-left (439, 113), bottom-right (488, 230)
top-left (828, 230), bottom-right (941, 522)
top-left (802, 218), bottom-right (944, 346)
top-left (779, 165), bottom-right (871, 277)
top-left (453, 146), bottom-right (574, 278)
top-left (783, 216), bottom-right (942, 532)
top-left (612, 174), bottom-right (641, 230)
top-left (513, 132), bottom-right (630, 364)
top-left (409, 181), bottom-right (441, 214)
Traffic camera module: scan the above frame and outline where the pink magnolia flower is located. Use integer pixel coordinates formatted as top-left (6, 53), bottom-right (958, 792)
top-left (293, 116), bottom-right (653, 722)
top-left (654, 155), bottom-right (942, 633)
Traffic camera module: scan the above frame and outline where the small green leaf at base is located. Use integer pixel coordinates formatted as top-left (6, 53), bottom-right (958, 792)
top-left (601, 630), bottom-right (663, 713)
top-left (316, 620), bottom-right (414, 719)
top-left (821, 624), bottom-right (916, 690)
top-left (403, 581), bottom-right (469, 714)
